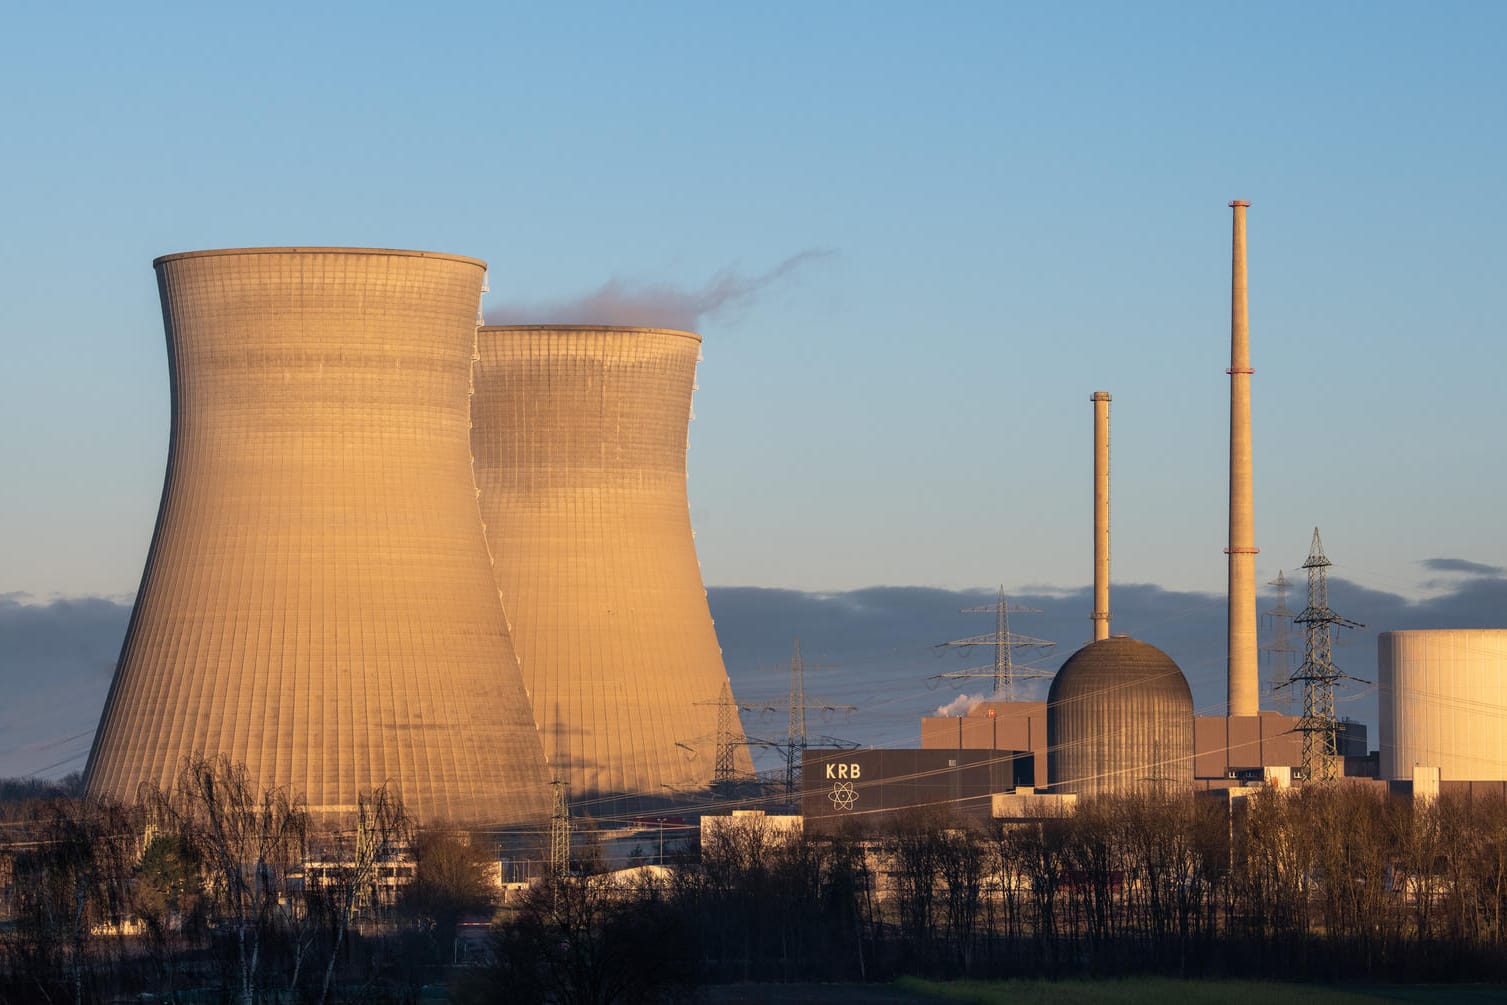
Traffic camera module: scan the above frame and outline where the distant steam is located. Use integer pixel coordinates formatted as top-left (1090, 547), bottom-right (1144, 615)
top-left (483, 249), bottom-right (835, 330)
top-left (934, 693), bottom-right (986, 718)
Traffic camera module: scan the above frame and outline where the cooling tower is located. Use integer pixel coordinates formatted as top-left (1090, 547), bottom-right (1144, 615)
top-left (471, 324), bottom-right (753, 816)
top-left (85, 248), bottom-right (552, 826)
top-left (1047, 636), bottom-right (1194, 798)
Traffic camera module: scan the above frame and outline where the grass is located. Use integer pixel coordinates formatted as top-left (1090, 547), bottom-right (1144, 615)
top-left (893, 976), bottom-right (1507, 1004)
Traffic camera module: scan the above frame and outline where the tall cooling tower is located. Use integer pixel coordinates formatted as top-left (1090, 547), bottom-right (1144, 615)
top-left (471, 325), bottom-right (753, 816)
top-left (86, 248), bottom-right (552, 826)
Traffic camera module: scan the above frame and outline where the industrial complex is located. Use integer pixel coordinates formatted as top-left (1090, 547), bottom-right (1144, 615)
top-left (80, 204), bottom-right (1507, 839)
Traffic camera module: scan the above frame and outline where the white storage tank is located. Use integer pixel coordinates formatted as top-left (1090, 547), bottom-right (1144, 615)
top-left (1378, 629), bottom-right (1507, 781)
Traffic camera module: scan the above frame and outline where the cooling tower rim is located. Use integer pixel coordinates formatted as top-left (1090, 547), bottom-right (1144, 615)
top-left (479, 324), bottom-right (701, 343)
top-left (152, 247), bottom-right (487, 269)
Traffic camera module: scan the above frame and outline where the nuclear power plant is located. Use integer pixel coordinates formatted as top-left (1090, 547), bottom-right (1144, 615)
top-left (78, 203), bottom-right (1506, 840)
top-left (470, 325), bottom-right (753, 814)
top-left (85, 248), bottom-right (553, 825)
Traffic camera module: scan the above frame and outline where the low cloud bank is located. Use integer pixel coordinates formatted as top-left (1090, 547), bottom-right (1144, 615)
top-left (3, 569), bottom-right (1503, 779)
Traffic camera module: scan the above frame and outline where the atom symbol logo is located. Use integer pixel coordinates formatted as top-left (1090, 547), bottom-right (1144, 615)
top-left (828, 780), bottom-right (859, 811)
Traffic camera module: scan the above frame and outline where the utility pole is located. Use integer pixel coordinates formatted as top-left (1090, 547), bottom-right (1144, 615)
top-left (932, 585), bottom-right (1055, 700)
top-left (1284, 529), bottom-right (1365, 782)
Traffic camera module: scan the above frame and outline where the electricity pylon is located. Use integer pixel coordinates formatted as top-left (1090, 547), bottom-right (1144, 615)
top-left (1280, 529), bottom-right (1365, 782)
top-left (932, 585), bottom-right (1055, 700)
top-left (736, 640), bottom-right (858, 805)
top-left (1261, 570), bottom-right (1299, 712)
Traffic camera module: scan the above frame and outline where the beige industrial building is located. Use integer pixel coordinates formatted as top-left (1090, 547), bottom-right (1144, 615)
top-left (471, 325), bottom-right (752, 816)
top-left (1379, 629), bottom-right (1507, 782)
top-left (85, 248), bottom-right (553, 826)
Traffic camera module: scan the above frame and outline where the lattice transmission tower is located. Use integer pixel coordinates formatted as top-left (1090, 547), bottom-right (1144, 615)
top-left (932, 585), bottom-right (1056, 700)
top-left (1283, 529), bottom-right (1365, 782)
top-left (1261, 570), bottom-right (1299, 712)
top-left (730, 640), bottom-right (859, 807)
top-left (548, 779), bottom-right (571, 875)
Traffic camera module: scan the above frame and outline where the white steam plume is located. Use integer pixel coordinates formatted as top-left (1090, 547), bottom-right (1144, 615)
top-left (934, 693), bottom-right (986, 718)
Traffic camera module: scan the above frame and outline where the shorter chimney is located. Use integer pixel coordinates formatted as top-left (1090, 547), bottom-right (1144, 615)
top-left (1092, 391), bottom-right (1111, 641)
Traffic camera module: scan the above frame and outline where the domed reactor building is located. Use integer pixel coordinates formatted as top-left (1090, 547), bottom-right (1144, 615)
top-left (1047, 636), bottom-right (1195, 798)
top-left (471, 325), bottom-right (753, 817)
top-left (85, 248), bottom-right (553, 826)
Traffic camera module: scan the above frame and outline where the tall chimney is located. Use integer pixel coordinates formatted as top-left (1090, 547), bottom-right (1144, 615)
top-left (1227, 201), bottom-right (1259, 717)
top-left (1091, 391), bottom-right (1111, 641)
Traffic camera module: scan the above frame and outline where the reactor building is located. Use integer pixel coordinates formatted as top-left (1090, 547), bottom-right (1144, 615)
top-left (85, 247), bottom-right (553, 826)
top-left (470, 324), bottom-right (753, 815)
top-left (1046, 636), bottom-right (1195, 797)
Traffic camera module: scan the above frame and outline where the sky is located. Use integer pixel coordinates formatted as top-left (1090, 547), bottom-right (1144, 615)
top-left (1, 3), bottom-right (1504, 776)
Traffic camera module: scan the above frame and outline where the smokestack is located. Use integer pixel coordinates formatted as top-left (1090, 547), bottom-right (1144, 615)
top-left (1091, 391), bottom-right (1111, 641)
top-left (1227, 201), bottom-right (1259, 717)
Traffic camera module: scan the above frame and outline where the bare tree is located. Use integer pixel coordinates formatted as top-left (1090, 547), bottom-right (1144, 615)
top-left (314, 784), bottom-right (409, 1004)
top-left (149, 754), bottom-right (307, 1005)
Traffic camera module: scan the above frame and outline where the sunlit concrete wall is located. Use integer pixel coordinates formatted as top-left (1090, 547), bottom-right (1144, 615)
top-left (1379, 629), bottom-right (1507, 781)
top-left (472, 325), bottom-right (753, 816)
top-left (1047, 636), bottom-right (1194, 798)
top-left (920, 701), bottom-right (1049, 787)
top-left (85, 248), bottom-right (553, 826)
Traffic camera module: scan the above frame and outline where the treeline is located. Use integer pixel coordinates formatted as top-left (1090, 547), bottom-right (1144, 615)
top-left (10, 774), bottom-right (1507, 1001)
top-left (469, 786), bottom-right (1507, 999)
top-left (0, 756), bottom-right (501, 1003)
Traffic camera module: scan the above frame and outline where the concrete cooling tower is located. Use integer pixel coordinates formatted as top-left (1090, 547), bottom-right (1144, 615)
top-left (471, 324), bottom-right (753, 816)
top-left (85, 248), bottom-right (553, 826)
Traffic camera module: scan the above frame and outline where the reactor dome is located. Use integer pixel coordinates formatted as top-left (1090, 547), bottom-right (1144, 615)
top-left (1047, 635), bottom-right (1194, 798)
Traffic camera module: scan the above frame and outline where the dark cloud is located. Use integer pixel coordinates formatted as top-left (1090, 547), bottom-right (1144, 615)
top-left (6, 573), bottom-right (1504, 781)
top-left (483, 249), bottom-right (834, 330)
top-left (0, 595), bottom-right (128, 779)
top-left (1420, 557), bottom-right (1505, 576)
top-left (709, 574), bottom-right (1507, 774)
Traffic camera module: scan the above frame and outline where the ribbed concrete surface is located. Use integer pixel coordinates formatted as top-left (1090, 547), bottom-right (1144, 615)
top-left (1379, 629), bottom-right (1507, 781)
top-left (85, 248), bottom-right (552, 825)
top-left (1047, 636), bottom-right (1194, 797)
top-left (472, 325), bottom-right (753, 816)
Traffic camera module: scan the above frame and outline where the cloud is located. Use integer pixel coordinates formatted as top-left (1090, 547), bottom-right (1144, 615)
top-left (483, 249), bottom-right (835, 330)
top-left (7, 571), bottom-right (1504, 781)
top-left (708, 573), bottom-right (1507, 773)
top-left (0, 595), bottom-right (129, 779)
top-left (1420, 557), bottom-right (1505, 577)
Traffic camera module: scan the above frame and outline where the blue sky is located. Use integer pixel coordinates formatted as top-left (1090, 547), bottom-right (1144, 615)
top-left (2, 1), bottom-right (1504, 604)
